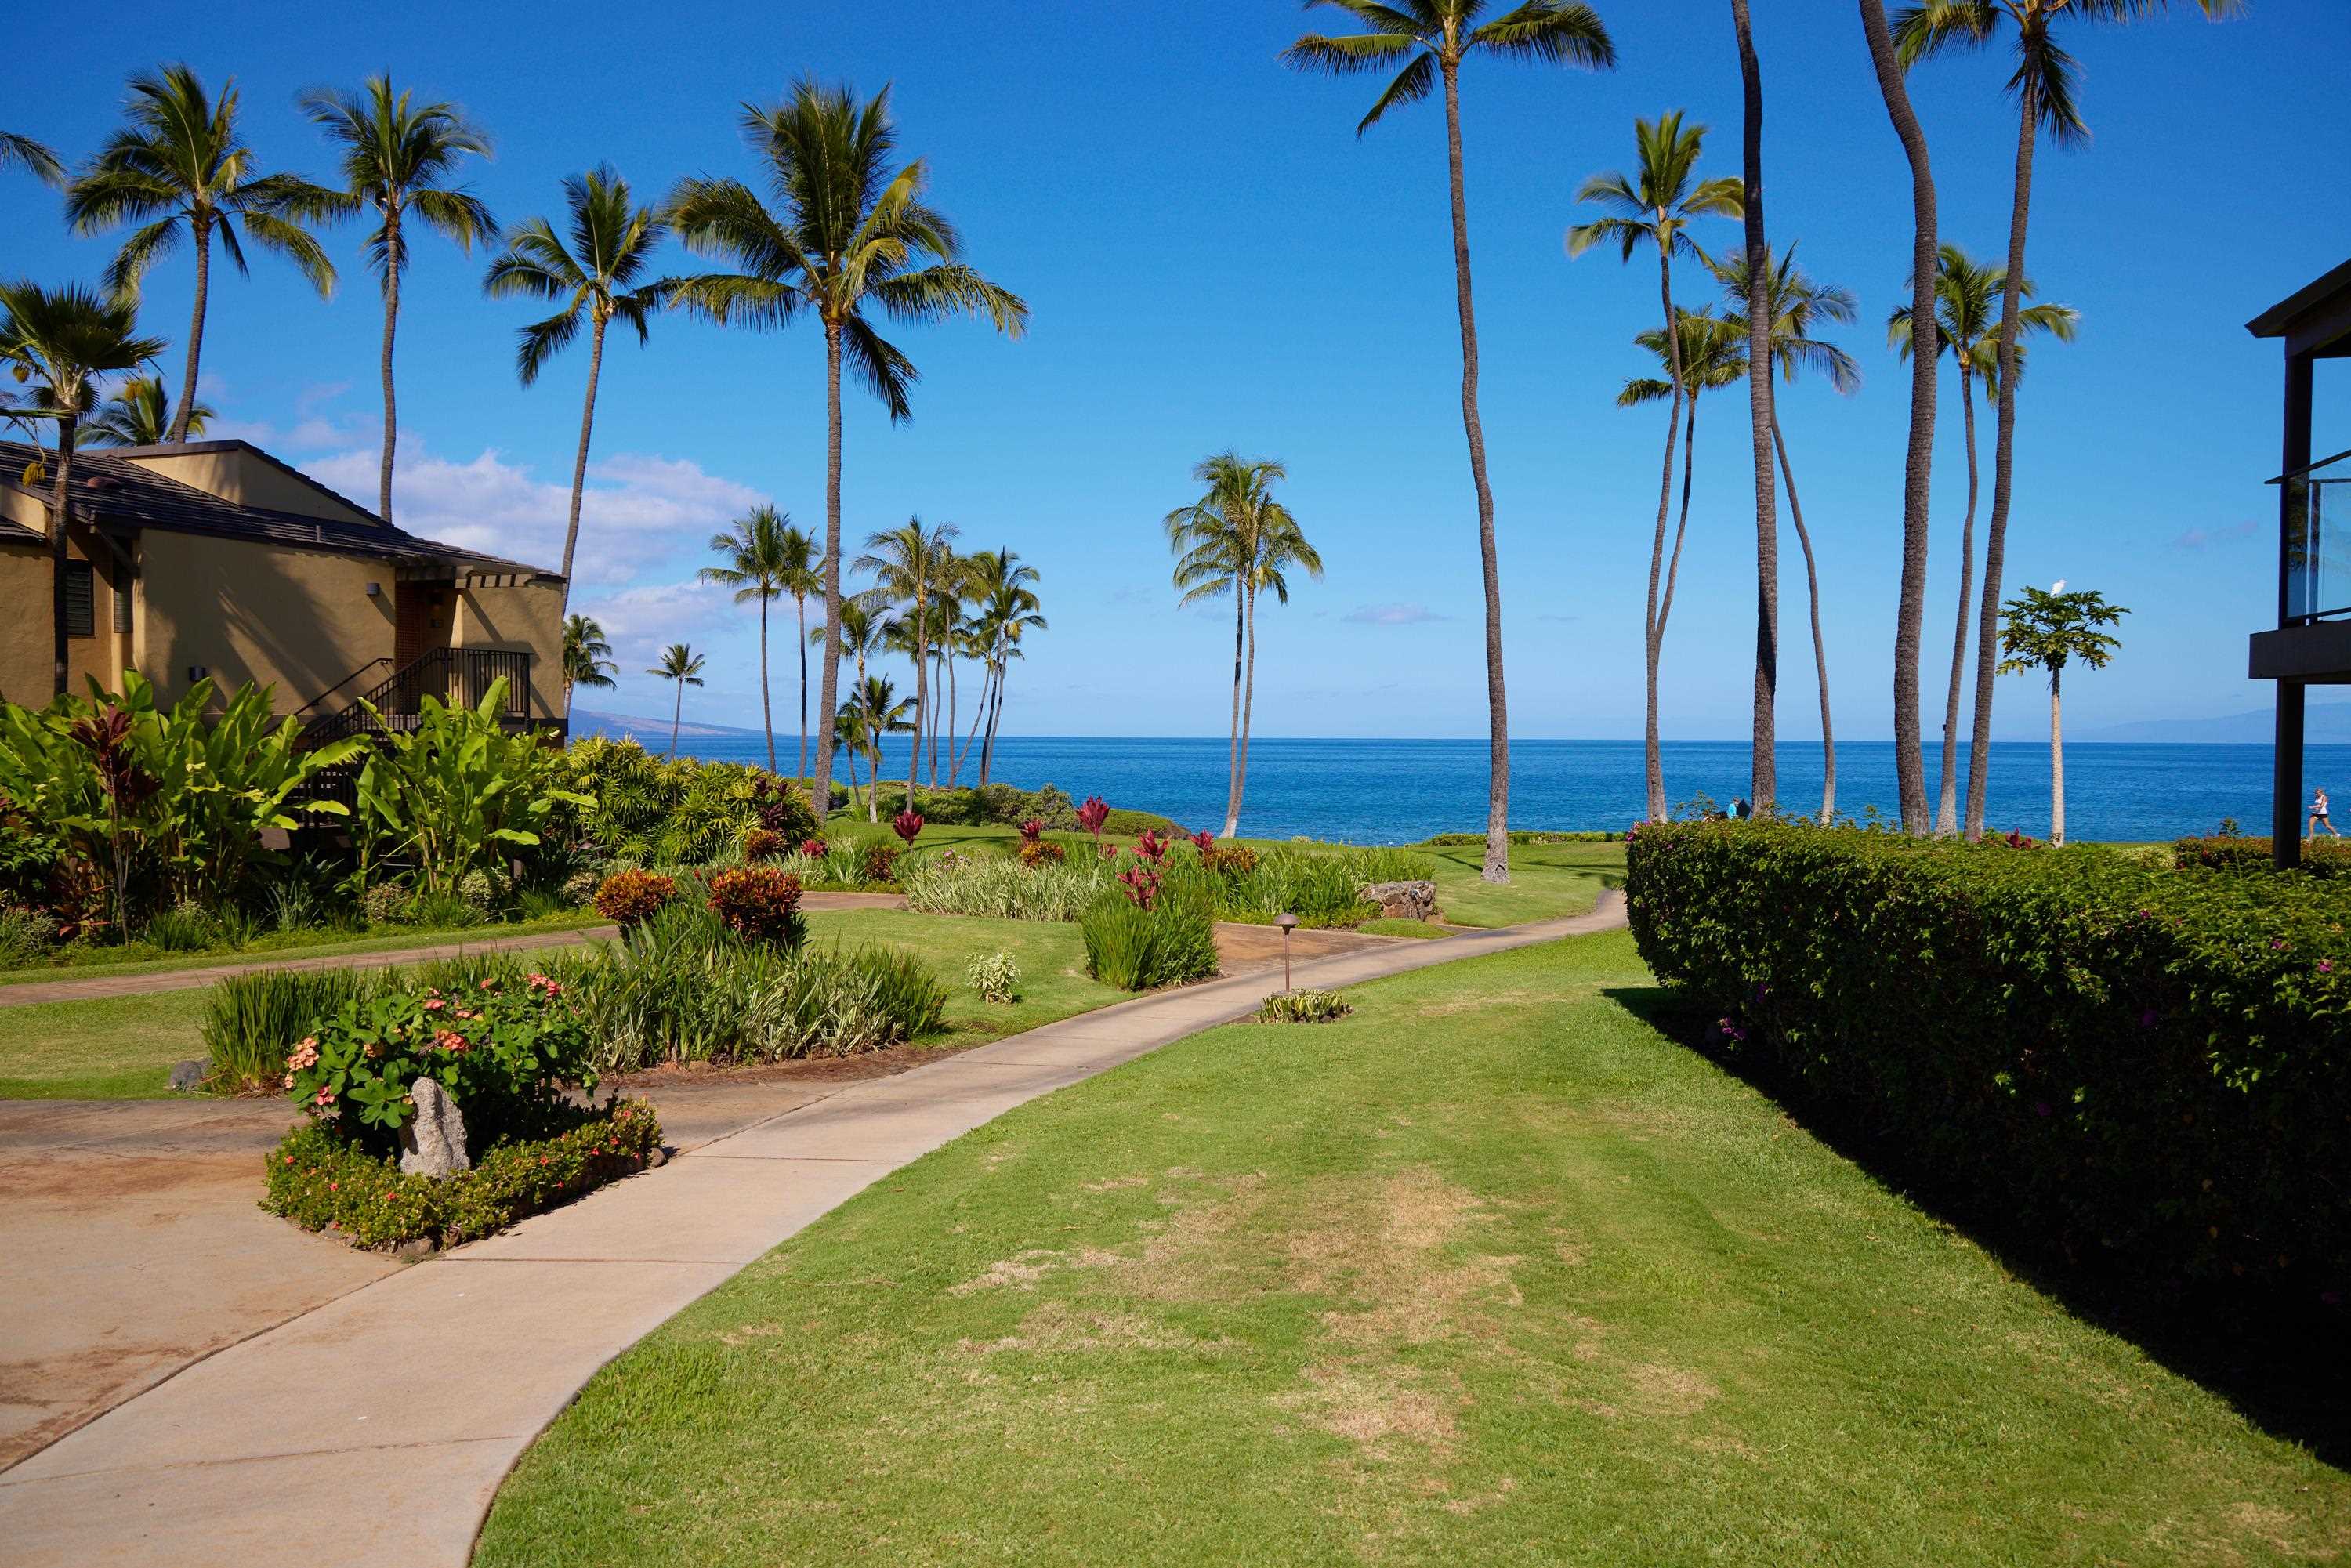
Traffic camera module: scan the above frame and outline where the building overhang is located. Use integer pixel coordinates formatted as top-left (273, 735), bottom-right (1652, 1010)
top-left (2250, 621), bottom-right (2351, 683)
top-left (2248, 257), bottom-right (2351, 360)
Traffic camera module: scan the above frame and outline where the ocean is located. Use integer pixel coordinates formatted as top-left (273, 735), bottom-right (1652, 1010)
top-left (599, 728), bottom-right (2346, 846)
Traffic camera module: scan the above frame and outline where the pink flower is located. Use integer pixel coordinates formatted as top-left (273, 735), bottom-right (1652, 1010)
top-left (435, 1030), bottom-right (469, 1053)
top-left (422, 998), bottom-right (446, 1012)
top-left (286, 1038), bottom-right (321, 1071)
top-left (480, 979), bottom-right (498, 991)
top-left (312, 1086), bottom-right (335, 1106)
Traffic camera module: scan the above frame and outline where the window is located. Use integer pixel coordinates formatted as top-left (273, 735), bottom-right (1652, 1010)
top-left (113, 571), bottom-right (132, 634)
top-left (63, 562), bottom-right (92, 639)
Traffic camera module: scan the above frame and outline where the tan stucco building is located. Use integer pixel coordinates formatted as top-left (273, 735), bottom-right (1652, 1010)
top-left (0, 438), bottom-right (567, 735)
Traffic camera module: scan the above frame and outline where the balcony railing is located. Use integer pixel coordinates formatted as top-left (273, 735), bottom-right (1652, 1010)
top-left (2277, 445), bottom-right (2351, 625)
top-left (299, 647), bottom-right (538, 745)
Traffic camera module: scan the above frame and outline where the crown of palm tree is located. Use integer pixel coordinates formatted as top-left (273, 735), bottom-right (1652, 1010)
top-left (1566, 110), bottom-right (1743, 265)
top-left (67, 64), bottom-right (339, 306)
top-left (1, 131), bottom-right (65, 187)
top-left (821, 596), bottom-right (886, 662)
top-left (483, 164), bottom-right (668, 386)
top-left (0, 281), bottom-right (167, 425)
top-left (1165, 454), bottom-right (1323, 608)
top-left (1283, 0), bottom-right (1615, 136)
top-left (1712, 245), bottom-right (1862, 394)
top-left (1617, 307), bottom-right (1750, 407)
top-left (649, 643), bottom-right (705, 684)
top-left (563, 614), bottom-right (618, 690)
top-left (855, 517), bottom-right (961, 608)
top-left (1895, 0), bottom-right (2243, 145)
top-left (851, 674), bottom-right (914, 733)
top-left (701, 505), bottom-right (801, 605)
top-left (297, 75), bottom-right (497, 281)
top-left (663, 78), bottom-right (1027, 422)
top-left (1886, 242), bottom-right (2077, 397)
top-left (82, 374), bottom-right (216, 447)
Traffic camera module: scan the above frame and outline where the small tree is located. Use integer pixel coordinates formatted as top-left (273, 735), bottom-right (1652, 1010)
top-left (1996, 581), bottom-right (2125, 847)
top-left (647, 643), bottom-right (705, 759)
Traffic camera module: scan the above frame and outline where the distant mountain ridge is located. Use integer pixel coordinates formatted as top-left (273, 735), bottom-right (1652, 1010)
top-left (2077, 701), bottom-right (2351, 744)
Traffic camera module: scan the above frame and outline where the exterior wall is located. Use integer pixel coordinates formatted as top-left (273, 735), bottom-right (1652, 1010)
top-left (121, 447), bottom-right (381, 527)
top-left (0, 531), bottom-right (126, 707)
top-left (136, 531), bottom-right (395, 715)
top-left (452, 578), bottom-right (568, 721)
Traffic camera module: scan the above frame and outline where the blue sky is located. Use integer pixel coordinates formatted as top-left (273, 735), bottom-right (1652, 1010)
top-left (9, 1), bottom-right (2347, 741)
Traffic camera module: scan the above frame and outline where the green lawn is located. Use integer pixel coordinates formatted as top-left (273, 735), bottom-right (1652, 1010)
top-left (0, 908), bottom-right (1123, 1101)
top-left (0, 909), bottom-right (610, 988)
top-left (477, 929), bottom-right (2351, 1566)
top-left (1421, 838), bottom-right (1621, 927)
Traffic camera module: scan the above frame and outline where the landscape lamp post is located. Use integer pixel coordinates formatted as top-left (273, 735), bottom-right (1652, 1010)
top-left (1277, 911), bottom-right (1298, 994)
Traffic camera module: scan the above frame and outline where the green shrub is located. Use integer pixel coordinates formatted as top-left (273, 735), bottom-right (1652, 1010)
top-left (203, 968), bottom-right (382, 1095)
top-left (705, 865), bottom-right (806, 948)
top-left (1256, 987), bottom-right (1352, 1024)
top-left (860, 842), bottom-right (901, 886)
top-left (261, 1099), bottom-right (662, 1249)
top-left (560, 868), bottom-right (602, 907)
top-left (965, 949), bottom-right (1021, 1004)
top-left (1625, 819), bottom-right (2351, 1298)
top-left (143, 904), bottom-right (218, 951)
top-left (0, 905), bottom-right (55, 968)
top-left (2174, 835), bottom-right (2351, 878)
top-left (1081, 889), bottom-right (1219, 991)
top-left (361, 882), bottom-right (412, 926)
top-left (409, 889), bottom-right (480, 930)
top-left (457, 867), bottom-right (503, 917)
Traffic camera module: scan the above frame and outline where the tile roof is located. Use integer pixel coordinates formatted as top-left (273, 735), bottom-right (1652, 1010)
top-left (0, 440), bottom-right (560, 580)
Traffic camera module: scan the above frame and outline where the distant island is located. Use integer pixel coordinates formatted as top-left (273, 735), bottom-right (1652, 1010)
top-left (571, 708), bottom-right (772, 743)
top-left (2078, 701), bottom-right (2351, 744)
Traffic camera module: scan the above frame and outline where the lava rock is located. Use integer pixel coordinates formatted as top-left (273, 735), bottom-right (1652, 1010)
top-left (397, 1077), bottom-right (471, 1179)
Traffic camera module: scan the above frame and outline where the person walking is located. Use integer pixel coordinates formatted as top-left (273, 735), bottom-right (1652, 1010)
top-left (2313, 787), bottom-right (2341, 840)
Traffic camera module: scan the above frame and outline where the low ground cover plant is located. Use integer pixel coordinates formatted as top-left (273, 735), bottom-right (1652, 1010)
top-left (1626, 819), bottom-right (2351, 1301)
top-left (1255, 987), bottom-right (1352, 1023)
top-left (965, 949), bottom-right (1020, 1004)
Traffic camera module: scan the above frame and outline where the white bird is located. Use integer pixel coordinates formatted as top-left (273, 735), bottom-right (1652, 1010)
top-left (2049, 578), bottom-right (2066, 594)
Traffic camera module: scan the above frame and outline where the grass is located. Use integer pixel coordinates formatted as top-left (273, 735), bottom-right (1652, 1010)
top-left (0, 907), bottom-right (1126, 1101)
top-left (1419, 837), bottom-right (1621, 927)
top-left (476, 929), bottom-right (2351, 1566)
top-left (0, 908), bottom-right (609, 987)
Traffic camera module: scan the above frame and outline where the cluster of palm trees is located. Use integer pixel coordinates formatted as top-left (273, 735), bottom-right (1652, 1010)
top-left (574, 512), bottom-right (1045, 813)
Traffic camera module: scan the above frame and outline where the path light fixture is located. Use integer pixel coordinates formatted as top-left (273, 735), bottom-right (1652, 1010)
top-left (1277, 911), bottom-right (1299, 993)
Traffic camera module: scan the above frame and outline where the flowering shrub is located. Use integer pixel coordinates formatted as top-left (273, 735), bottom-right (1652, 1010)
top-left (965, 949), bottom-right (1021, 1004)
top-left (1626, 819), bottom-right (2351, 1300)
top-left (892, 809), bottom-right (925, 846)
top-left (860, 841), bottom-right (901, 886)
top-left (2175, 835), bottom-right (2351, 879)
top-left (262, 1099), bottom-right (662, 1248)
top-left (361, 882), bottom-right (412, 926)
top-left (593, 868), bottom-right (676, 927)
top-left (742, 827), bottom-right (783, 862)
top-left (283, 971), bottom-right (594, 1155)
top-left (800, 837), bottom-right (831, 860)
top-left (705, 864), bottom-right (806, 947)
top-left (1018, 836), bottom-right (1066, 869)
top-left (1078, 795), bottom-right (1110, 845)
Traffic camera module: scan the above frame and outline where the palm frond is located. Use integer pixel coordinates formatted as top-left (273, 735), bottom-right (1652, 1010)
top-left (1471, 1), bottom-right (1616, 67)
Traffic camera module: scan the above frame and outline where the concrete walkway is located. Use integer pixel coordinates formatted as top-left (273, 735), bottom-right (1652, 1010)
top-left (0, 895), bottom-right (1622, 1567)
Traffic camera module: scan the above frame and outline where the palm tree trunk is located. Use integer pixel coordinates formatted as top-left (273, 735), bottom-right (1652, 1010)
top-left (1441, 60), bottom-right (1511, 884)
top-left (1661, 393), bottom-right (1700, 636)
top-left (983, 657), bottom-right (1006, 784)
top-left (1644, 248), bottom-right (1690, 824)
top-left (946, 649), bottom-right (962, 786)
top-left (1733, 0), bottom-right (1778, 817)
top-left (810, 324), bottom-right (845, 824)
top-left (49, 411), bottom-right (78, 696)
top-left (1219, 594), bottom-right (1243, 838)
top-left (668, 679), bottom-right (682, 760)
top-left (1858, 0), bottom-right (1939, 835)
top-left (758, 592), bottom-right (776, 775)
top-left (2048, 668), bottom-right (2064, 846)
top-left (795, 592), bottom-right (808, 781)
top-left (956, 657), bottom-right (989, 784)
top-left (556, 314), bottom-right (607, 617)
top-left (171, 215), bottom-right (212, 444)
top-left (1936, 368), bottom-right (1981, 835)
top-left (906, 595), bottom-right (926, 814)
top-left (1233, 580), bottom-right (1260, 839)
top-left (378, 210), bottom-right (402, 523)
top-left (1965, 87), bottom-right (2038, 843)
top-left (1773, 420), bottom-right (1835, 824)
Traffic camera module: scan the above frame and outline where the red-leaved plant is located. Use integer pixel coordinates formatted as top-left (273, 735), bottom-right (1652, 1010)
top-left (1134, 828), bottom-right (1172, 864)
top-left (1017, 817), bottom-right (1045, 843)
top-left (800, 838), bottom-right (830, 860)
top-left (892, 810), bottom-right (925, 846)
top-left (1117, 860), bottom-right (1161, 911)
top-left (1189, 829), bottom-right (1215, 853)
top-left (1078, 796), bottom-right (1110, 845)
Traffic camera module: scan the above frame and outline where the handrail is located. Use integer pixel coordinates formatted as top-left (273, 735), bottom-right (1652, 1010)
top-left (299, 648), bottom-right (536, 745)
top-left (296, 657), bottom-right (393, 718)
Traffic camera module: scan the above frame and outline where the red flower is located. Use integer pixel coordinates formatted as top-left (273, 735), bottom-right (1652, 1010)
top-left (892, 809), bottom-right (926, 845)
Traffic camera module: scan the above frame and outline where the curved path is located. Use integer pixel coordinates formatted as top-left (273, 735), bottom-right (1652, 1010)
top-left (0, 894), bottom-right (1624, 1568)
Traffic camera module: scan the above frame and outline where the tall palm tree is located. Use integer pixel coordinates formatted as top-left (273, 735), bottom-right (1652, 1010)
top-left (1729, 0), bottom-right (1780, 815)
top-left (1617, 309), bottom-right (1748, 722)
top-left (665, 78), bottom-right (1027, 829)
top-left (647, 643), bottom-right (705, 759)
top-left (484, 165), bottom-right (668, 603)
top-left (1889, 242), bottom-right (2077, 835)
top-left (1896, 0), bottom-right (2234, 841)
top-left (82, 373), bottom-right (215, 447)
top-left (771, 521), bottom-right (820, 779)
top-left (1285, 0), bottom-right (1614, 883)
top-left (699, 504), bottom-right (800, 774)
top-left (563, 614), bottom-right (617, 702)
top-left (1995, 581), bottom-right (2125, 846)
top-left (66, 66), bottom-right (337, 445)
top-left (959, 549), bottom-right (1043, 787)
top-left (1859, 0), bottom-right (1943, 834)
top-left (1715, 246), bottom-right (1860, 824)
top-left (1568, 110), bottom-right (1741, 823)
top-left (1, 132), bottom-right (64, 186)
top-left (299, 76), bottom-right (494, 523)
top-left (853, 517), bottom-right (960, 811)
top-left (0, 281), bottom-right (165, 693)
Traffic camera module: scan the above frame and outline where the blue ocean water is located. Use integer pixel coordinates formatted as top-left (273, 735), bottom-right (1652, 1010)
top-left (616, 728), bottom-right (2348, 846)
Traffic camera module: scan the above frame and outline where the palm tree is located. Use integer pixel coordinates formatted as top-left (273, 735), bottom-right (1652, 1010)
top-left (563, 614), bottom-right (617, 702)
top-left (647, 643), bottom-right (705, 759)
top-left (665, 78), bottom-right (1027, 830)
top-left (0, 281), bottom-right (165, 693)
top-left (1995, 581), bottom-right (2125, 846)
top-left (1, 132), bottom-right (64, 186)
top-left (853, 518), bottom-right (961, 811)
top-left (817, 596), bottom-right (888, 819)
top-left (1896, 0), bottom-right (2232, 841)
top-left (846, 673), bottom-right (915, 819)
top-left (66, 66), bottom-right (337, 445)
top-left (1729, 0), bottom-right (1780, 815)
top-left (82, 373), bottom-right (215, 447)
top-left (1889, 242), bottom-right (2077, 835)
top-left (770, 521), bottom-right (820, 780)
top-left (299, 76), bottom-right (495, 523)
top-left (698, 504), bottom-right (801, 775)
top-left (1285, 1), bottom-right (1614, 884)
top-left (1715, 247), bottom-right (1860, 824)
top-left (1859, 0), bottom-right (1943, 835)
top-left (1568, 113), bottom-right (1741, 823)
top-left (959, 549), bottom-right (1044, 787)
top-left (483, 165), bottom-right (668, 603)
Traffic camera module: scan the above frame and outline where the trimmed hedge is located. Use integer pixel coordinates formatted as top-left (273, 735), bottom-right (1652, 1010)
top-left (2175, 835), bottom-right (2351, 878)
top-left (1625, 820), bottom-right (2351, 1299)
top-left (261, 1099), bottom-right (662, 1249)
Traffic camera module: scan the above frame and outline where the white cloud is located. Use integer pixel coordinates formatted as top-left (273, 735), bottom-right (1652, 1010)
top-left (1344, 602), bottom-right (1452, 626)
top-left (571, 578), bottom-right (731, 664)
